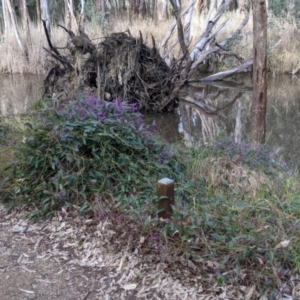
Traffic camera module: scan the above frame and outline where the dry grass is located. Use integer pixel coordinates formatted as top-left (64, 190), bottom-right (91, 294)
top-left (0, 11), bottom-right (299, 74)
top-left (267, 13), bottom-right (300, 75)
top-left (0, 74), bottom-right (43, 115)
top-left (0, 24), bottom-right (66, 74)
top-left (192, 156), bottom-right (273, 197)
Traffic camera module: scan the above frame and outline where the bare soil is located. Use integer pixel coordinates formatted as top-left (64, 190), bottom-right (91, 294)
top-left (0, 204), bottom-right (258, 299)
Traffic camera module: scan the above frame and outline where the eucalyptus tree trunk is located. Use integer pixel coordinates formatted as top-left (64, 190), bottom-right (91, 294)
top-left (251, 0), bottom-right (267, 143)
top-left (148, 0), bottom-right (155, 19)
top-left (40, 0), bottom-right (51, 37)
top-left (157, 0), bottom-right (169, 20)
top-left (65, 0), bottom-right (77, 32)
top-left (80, 0), bottom-right (85, 30)
top-left (163, 0), bottom-right (169, 19)
top-left (4, 0), bottom-right (27, 56)
top-left (64, 0), bottom-right (71, 29)
top-left (18, 0), bottom-right (25, 28)
top-left (1, 0), bottom-right (9, 36)
top-left (119, 0), bottom-right (126, 16)
top-left (101, 0), bottom-right (105, 15)
top-left (36, 0), bottom-right (41, 24)
top-left (19, 0), bottom-right (32, 49)
top-left (184, 0), bottom-right (196, 46)
top-left (139, 0), bottom-right (146, 18)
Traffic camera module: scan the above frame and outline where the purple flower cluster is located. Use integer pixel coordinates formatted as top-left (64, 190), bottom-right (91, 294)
top-left (212, 135), bottom-right (285, 171)
top-left (150, 235), bottom-right (163, 252)
top-left (57, 95), bottom-right (141, 122)
top-left (57, 190), bottom-right (65, 200)
top-left (157, 151), bottom-right (172, 163)
top-left (54, 95), bottom-right (153, 138)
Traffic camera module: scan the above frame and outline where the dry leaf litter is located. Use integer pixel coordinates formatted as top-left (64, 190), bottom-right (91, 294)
top-left (0, 204), bottom-right (298, 300)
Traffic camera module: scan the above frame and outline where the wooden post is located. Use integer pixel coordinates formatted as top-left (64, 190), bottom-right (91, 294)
top-left (157, 178), bottom-right (174, 219)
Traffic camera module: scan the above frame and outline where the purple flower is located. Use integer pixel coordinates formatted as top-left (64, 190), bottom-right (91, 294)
top-left (151, 236), bottom-right (158, 241)
top-left (59, 134), bottom-right (66, 141)
top-left (57, 190), bottom-right (64, 199)
top-left (157, 243), bottom-right (163, 251)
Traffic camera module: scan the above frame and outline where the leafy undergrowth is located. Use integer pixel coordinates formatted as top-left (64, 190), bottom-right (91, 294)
top-left (1, 97), bottom-right (300, 298)
top-left (0, 116), bottom-right (27, 174)
top-left (0, 96), bottom-right (187, 217)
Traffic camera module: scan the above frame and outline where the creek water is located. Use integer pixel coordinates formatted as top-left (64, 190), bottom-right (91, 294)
top-left (1, 74), bottom-right (300, 170)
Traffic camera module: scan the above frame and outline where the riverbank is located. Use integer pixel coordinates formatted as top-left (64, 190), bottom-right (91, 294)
top-left (1, 97), bottom-right (300, 298)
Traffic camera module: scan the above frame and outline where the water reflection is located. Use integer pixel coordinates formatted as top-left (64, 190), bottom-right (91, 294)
top-left (266, 76), bottom-right (300, 170)
top-left (0, 74), bottom-right (43, 116)
top-left (178, 76), bottom-right (300, 170)
top-left (179, 81), bottom-right (252, 146)
top-left (0, 74), bottom-right (299, 170)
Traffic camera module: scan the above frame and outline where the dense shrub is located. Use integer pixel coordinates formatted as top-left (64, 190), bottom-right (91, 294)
top-left (1, 96), bottom-right (187, 217)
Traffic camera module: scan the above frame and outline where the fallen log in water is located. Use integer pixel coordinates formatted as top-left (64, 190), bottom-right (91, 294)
top-left (42, 0), bottom-right (252, 112)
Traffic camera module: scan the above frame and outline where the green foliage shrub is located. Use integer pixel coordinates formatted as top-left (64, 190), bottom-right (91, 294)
top-left (0, 117), bottom-right (9, 142)
top-left (1, 96), bottom-right (187, 217)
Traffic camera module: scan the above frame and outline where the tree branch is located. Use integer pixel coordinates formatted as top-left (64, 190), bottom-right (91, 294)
top-left (169, 0), bottom-right (189, 58)
top-left (198, 59), bottom-right (253, 82)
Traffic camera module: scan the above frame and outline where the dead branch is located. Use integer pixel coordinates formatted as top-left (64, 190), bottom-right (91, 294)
top-left (57, 24), bottom-right (75, 38)
top-left (181, 91), bottom-right (243, 115)
top-left (219, 5), bottom-right (250, 48)
top-left (43, 47), bottom-right (74, 70)
top-left (160, 1), bottom-right (197, 57)
top-left (161, 0), bottom-right (252, 85)
top-left (169, 0), bottom-right (189, 58)
top-left (42, 19), bottom-right (60, 57)
top-left (189, 0), bottom-right (230, 61)
top-left (199, 59), bottom-right (253, 82)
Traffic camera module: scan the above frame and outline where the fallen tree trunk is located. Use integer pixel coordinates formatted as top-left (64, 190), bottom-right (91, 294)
top-left (43, 0), bottom-right (252, 112)
top-left (193, 59), bottom-right (253, 82)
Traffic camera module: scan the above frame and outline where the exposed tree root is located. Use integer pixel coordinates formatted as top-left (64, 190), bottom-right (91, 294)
top-left (43, 26), bottom-right (183, 112)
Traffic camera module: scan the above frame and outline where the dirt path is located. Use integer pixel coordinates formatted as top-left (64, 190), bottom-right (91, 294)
top-left (0, 204), bottom-right (257, 300)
